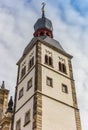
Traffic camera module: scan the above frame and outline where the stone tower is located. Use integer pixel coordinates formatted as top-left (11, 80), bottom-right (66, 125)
top-left (0, 96), bottom-right (13, 130)
top-left (13, 4), bottom-right (81, 130)
top-left (0, 81), bottom-right (9, 121)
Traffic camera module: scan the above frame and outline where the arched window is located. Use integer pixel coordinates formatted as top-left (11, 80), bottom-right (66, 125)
top-left (49, 56), bottom-right (53, 66)
top-left (59, 62), bottom-right (67, 74)
top-left (62, 64), bottom-right (66, 73)
top-left (28, 57), bottom-right (34, 70)
top-left (40, 32), bottom-right (44, 36)
top-left (59, 62), bottom-right (62, 71)
top-left (21, 66), bottom-right (26, 78)
top-left (45, 55), bottom-right (53, 67)
top-left (19, 87), bottom-right (24, 99)
top-left (46, 32), bottom-right (49, 36)
top-left (45, 55), bottom-right (48, 64)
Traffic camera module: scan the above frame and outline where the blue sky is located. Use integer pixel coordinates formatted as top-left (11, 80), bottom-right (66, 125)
top-left (0, 0), bottom-right (88, 129)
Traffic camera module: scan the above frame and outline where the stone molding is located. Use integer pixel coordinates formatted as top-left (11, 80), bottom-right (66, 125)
top-left (33, 42), bottom-right (42, 130)
top-left (68, 59), bottom-right (82, 130)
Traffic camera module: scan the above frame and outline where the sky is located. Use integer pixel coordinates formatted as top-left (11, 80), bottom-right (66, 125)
top-left (0, 0), bottom-right (88, 129)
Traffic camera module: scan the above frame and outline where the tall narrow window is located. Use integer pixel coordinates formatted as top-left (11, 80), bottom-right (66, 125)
top-left (49, 57), bottom-right (53, 66)
top-left (27, 78), bottom-right (32, 91)
top-left (21, 66), bottom-right (26, 78)
top-left (45, 55), bottom-right (53, 67)
top-left (28, 57), bottom-right (34, 70)
top-left (46, 32), bottom-right (49, 36)
top-left (45, 55), bottom-right (48, 64)
top-left (59, 62), bottom-right (62, 71)
top-left (29, 60), bottom-right (31, 69)
top-left (46, 77), bottom-right (53, 87)
top-left (16, 119), bottom-right (21, 130)
top-left (59, 62), bottom-right (66, 74)
top-left (24, 110), bottom-right (30, 126)
top-left (62, 64), bottom-right (66, 73)
top-left (62, 84), bottom-right (68, 93)
top-left (40, 32), bottom-right (44, 36)
top-left (19, 88), bottom-right (24, 99)
top-left (31, 57), bottom-right (34, 66)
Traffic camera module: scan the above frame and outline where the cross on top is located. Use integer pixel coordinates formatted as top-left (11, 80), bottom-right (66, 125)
top-left (41, 2), bottom-right (46, 17)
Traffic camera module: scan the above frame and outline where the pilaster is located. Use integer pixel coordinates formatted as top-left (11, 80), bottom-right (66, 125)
top-left (33, 42), bottom-right (42, 130)
top-left (68, 59), bottom-right (82, 130)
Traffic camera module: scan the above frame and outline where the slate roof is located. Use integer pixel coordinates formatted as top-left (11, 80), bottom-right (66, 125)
top-left (23, 36), bottom-right (65, 56)
top-left (41, 36), bottom-right (64, 51)
top-left (34, 17), bottom-right (53, 32)
top-left (23, 37), bottom-right (37, 56)
top-left (16, 36), bottom-right (72, 65)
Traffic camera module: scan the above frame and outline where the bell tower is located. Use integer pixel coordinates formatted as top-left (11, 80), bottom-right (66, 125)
top-left (0, 81), bottom-right (9, 121)
top-left (13, 4), bottom-right (82, 130)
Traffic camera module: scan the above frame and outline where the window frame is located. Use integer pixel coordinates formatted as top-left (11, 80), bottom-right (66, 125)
top-left (27, 78), bottom-right (32, 91)
top-left (18, 87), bottom-right (24, 99)
top-left (59, 62), bottom-right (67, 74)
top-left (28, 56), bottom-right (34, 70)
top-left (21, 66), bottom-right (26, 79)
top-left (40, 32), bottom-right (44, 36)
top-left (62, 84), bottom-right (68, 93)
top-left (45, 55), bottom-right (48, 64)
top-left (16, 119), bottom-right (21, 130)
top-left (59, 62), bottom-right (62, 71)
top-left (49, 56), bottom-right (53, 66)
top-left (24, 110), bottom-right (31, 126)
top-left (46, 77), bottom-right (53, 87)
top-left (45, 55), bottom-right (53, 67)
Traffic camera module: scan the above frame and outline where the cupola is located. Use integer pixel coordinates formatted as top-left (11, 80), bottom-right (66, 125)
top-left (34, 3), bottom-right (53, 38)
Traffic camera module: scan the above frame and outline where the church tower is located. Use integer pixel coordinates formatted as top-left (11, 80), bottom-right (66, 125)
top-left (0, 81), bottom-right (9, 121)
top-left (13, 4), bottom-right (81, 130)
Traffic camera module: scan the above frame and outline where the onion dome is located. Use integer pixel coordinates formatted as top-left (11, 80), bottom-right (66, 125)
top-left (34, 3), bottom-right (53, 38)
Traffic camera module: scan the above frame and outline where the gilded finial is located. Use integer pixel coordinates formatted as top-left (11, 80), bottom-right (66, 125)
top-left (41, 2), bottom-right (46, 18)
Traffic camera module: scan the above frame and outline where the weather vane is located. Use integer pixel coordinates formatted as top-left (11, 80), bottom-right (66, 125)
top-left (41, 2), bottom-right (46, 17)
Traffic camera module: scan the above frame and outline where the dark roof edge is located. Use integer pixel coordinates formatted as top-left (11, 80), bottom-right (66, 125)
top-left (16, 37), bottom-right (38, 65)
top-left (17, 37), bottom-right (73, 65)
top-left (0, 88), bottom-right (9, 93)
top-left (38, 37), bottom-right (73, 59)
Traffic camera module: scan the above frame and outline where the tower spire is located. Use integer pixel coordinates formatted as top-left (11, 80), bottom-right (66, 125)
top-left (7, 96), bottom-right (13, 113)
top-left (34, 2), bottom-right (53, 38)
top-left (1, 81), bottom-right (5, 89)
top-left (41, 2), bottom-right (46, 18)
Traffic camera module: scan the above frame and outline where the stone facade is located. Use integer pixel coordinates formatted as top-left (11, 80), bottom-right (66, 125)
top-left (0, 112), bottom-right (13, 130)
top-left (0, 82), bottom-right (13, 130)
top-left (33, 42), bottom-right (42, 130)
top-left (0, 82), bottom-right (9, 121)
